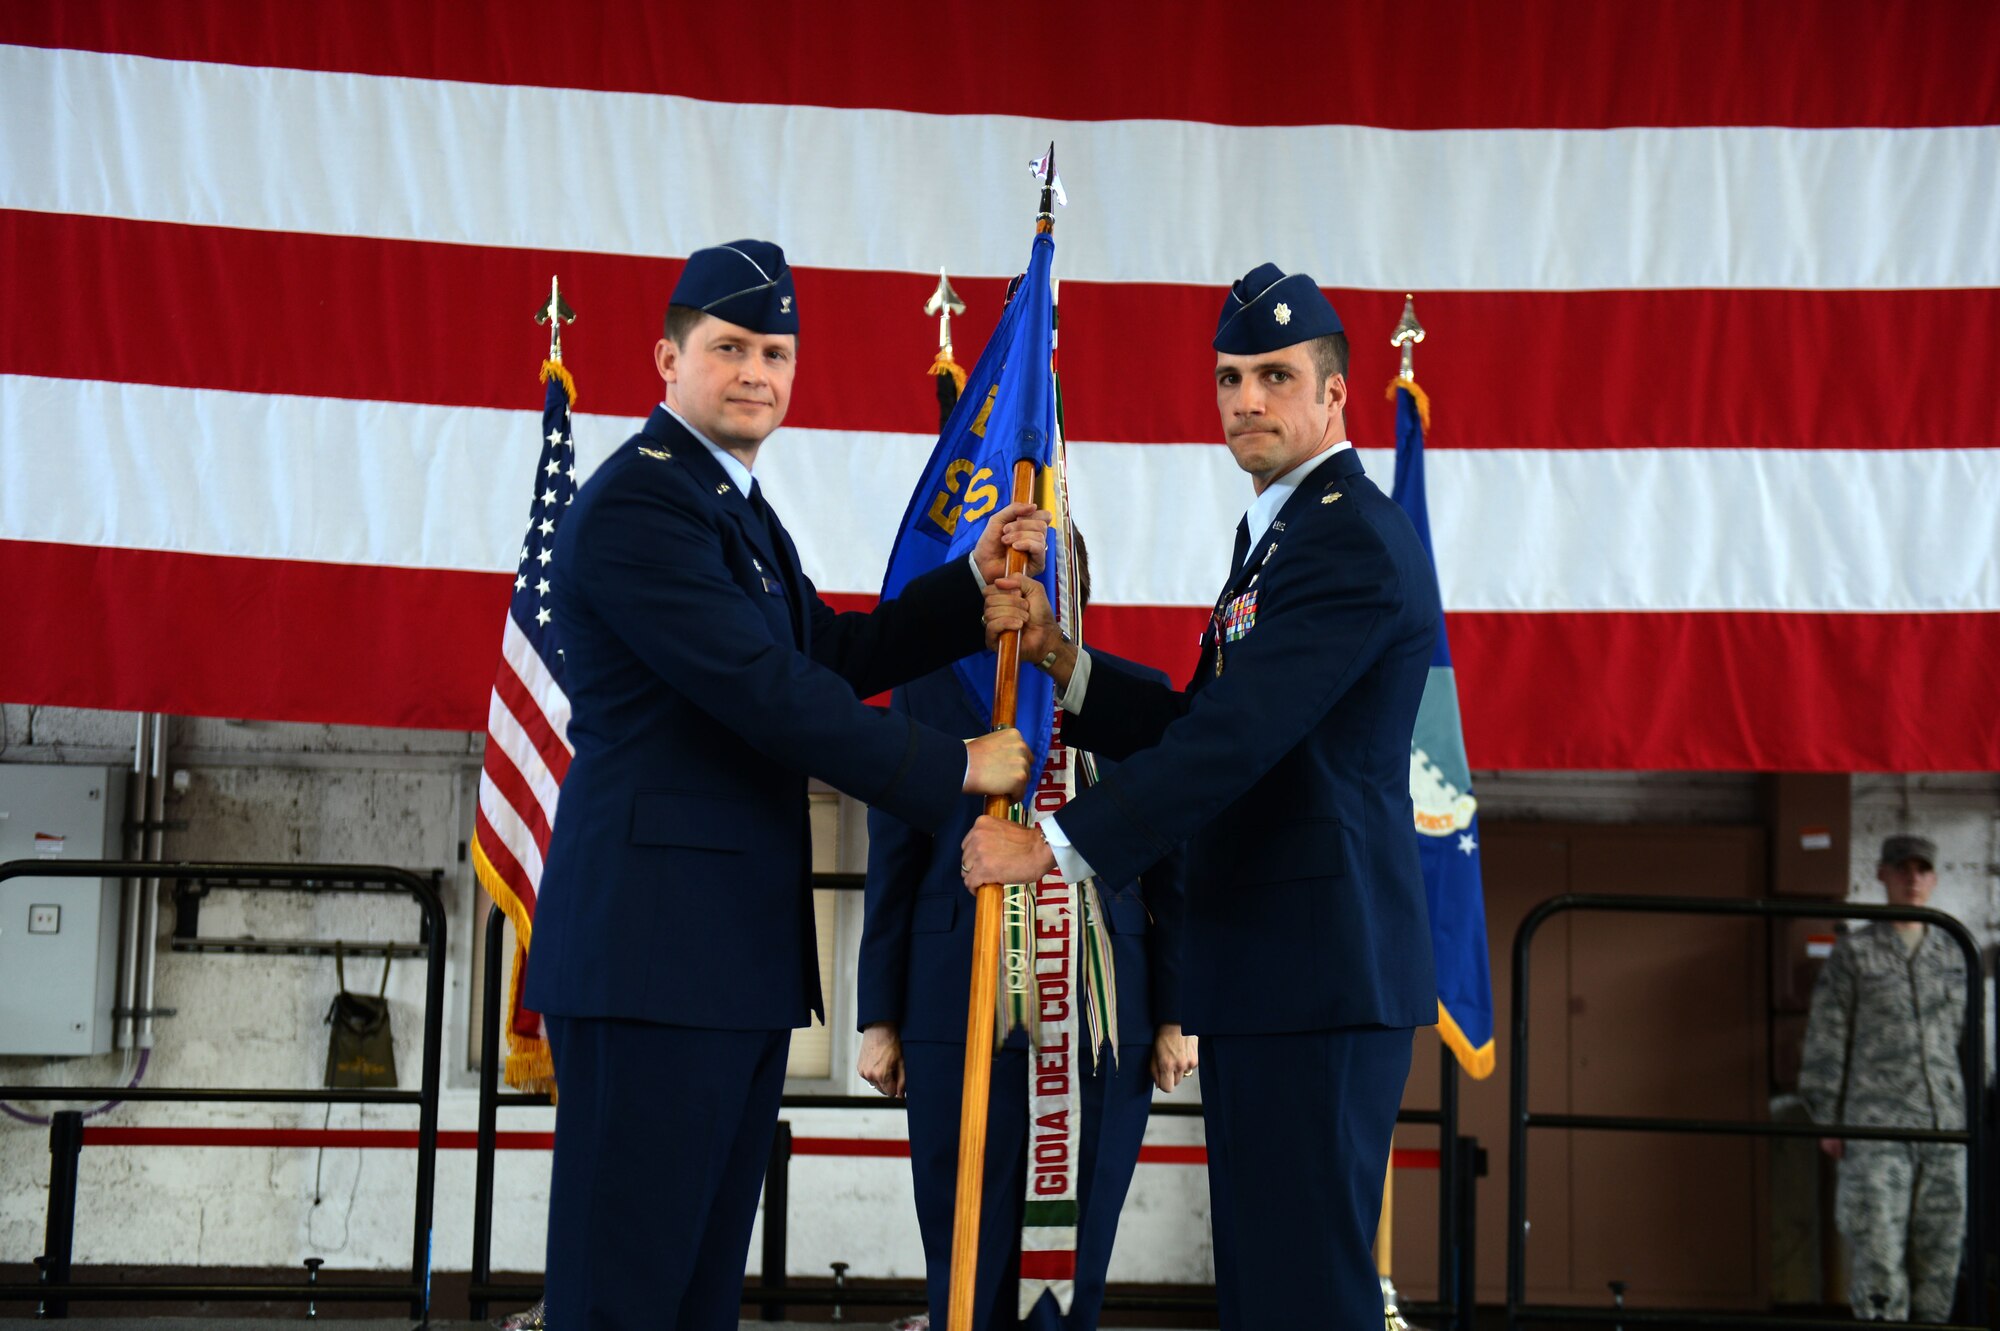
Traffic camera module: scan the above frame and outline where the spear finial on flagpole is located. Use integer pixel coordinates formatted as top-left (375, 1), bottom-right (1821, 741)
top-left (1033, 141), bottom-right (1060, 235)
top-left (1392, 294), bottom-right (1425, 383)
top-left (534, 276), bottom-right (578, 363)
top-left (925, 270), bottom-right (969, 429)
top-left (926, 268), bottom-right (966, 361)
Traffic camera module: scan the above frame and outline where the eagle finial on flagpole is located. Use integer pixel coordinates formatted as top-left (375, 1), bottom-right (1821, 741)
top-left (534, 276), bottom-right (578, 363)
top-left (1391, 294), bottom-right (1425, 384)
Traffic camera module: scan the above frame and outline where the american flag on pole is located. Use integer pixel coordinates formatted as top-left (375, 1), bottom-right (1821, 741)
top-left (469, 356), bottom-right (577, 1093)
top-left (2, 3), bottom-right (1997, 772)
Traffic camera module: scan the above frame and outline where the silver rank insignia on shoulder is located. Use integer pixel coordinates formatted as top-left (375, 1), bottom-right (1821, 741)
top-left (638, 446), bottom-right (672, 461)
top-left (1274, 302), bottom-right (1292, 325)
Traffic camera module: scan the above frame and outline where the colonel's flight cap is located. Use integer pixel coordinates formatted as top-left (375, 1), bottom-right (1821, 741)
top-left (1213, 263), bottom-right (1342, 354)
top-left (1879, 834), bottom-right (1938, 869)
top-left (670, 239), bottom-right (799, 335)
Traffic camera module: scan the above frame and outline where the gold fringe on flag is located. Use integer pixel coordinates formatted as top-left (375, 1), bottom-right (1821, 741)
top-left (1436, 998), bottom-right (1496, 1080)
top-left (540, 358), bottom-right (578, 409)
top-left (927, 348), bottom-right (968, 396)
top-left (472, 826), bottom-right (558, 1097)
top-left (1385, 375), bottom-right (1431, 432)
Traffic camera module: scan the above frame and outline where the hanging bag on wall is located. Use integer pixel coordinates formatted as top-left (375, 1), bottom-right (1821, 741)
top-left (324, 944), bottom-right (397, 1088)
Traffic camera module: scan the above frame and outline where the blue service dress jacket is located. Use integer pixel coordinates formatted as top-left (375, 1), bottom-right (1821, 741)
top-left (526, 407), bottom-right (985, 1032)
top-left (1058, 447), bottom-right (1440, 1035)
top-left (857, 656), bottom-right (1184, 1042)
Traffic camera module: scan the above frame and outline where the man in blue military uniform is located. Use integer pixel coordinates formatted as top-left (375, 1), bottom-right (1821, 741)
top-left (526, 240), bottom-right (1044, 1330)
top-left (855, 536), bottom-right (1193, 1331)
top-left (964, 264), bottom-right (1440, 1327)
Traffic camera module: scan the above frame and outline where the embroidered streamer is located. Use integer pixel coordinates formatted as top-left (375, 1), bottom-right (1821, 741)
top-left (993, 316), bottom-right (1120, 1317)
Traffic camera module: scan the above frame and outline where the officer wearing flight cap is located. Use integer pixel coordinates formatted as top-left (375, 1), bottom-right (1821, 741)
top-left (526, 240), bottom-right (1044, 1330)
top-left (965, 263), bottom-right (1441, 1326)
top-left (1801, 833), bottom-right (1967, 1322)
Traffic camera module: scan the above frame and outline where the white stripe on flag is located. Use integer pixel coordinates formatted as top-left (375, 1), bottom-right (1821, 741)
top-left (477, 767), bottom-right (547, 885)
top-left (8, 373), bottom-right (1999, 614)
top-left (5, 46), bottom-right (1997, 290)
top-left (500, 615), bottom-right (575, 752)
top-left (486, 677), bottom-right (562, 827)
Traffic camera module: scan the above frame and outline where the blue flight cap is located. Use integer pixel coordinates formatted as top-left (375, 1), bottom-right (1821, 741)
top-left (1212, 263), bottom-right (1342, 354)
top-left (670, 239), bottom-right (799, 335)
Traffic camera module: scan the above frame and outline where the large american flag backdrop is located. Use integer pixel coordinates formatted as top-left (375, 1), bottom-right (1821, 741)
top-left (3, 4), bottom-right (1996, 772)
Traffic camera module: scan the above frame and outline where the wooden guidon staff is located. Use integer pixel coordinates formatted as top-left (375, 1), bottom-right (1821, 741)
top-left (946, 143), bottom-right (1059, 1331)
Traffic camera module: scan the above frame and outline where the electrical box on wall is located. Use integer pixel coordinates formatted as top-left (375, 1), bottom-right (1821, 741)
top-left (0, 765), bottom-right (129, 1055)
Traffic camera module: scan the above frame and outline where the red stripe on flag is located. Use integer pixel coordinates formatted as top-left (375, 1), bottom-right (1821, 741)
top-left (474, 805), bottom-right (539, 919)
top-left (494, 655), bottom-right (572, 784)
top-left (1451, 610), bottom-right (2000, 773)
top-left (1019, 1250), bottom-right (1076, 1281)
top-left (0, 539), bottom-right (498, 728)
top-left (480, 736), bottom-right (553, 856)
top-left (5, 1), bottom-right (1994, 128)
top-left (8, 541), bottom-right (1996, 770)
top-left (7, 211), bottom-right (2000, 452)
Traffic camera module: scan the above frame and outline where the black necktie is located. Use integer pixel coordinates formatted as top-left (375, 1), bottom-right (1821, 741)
top-left (748, 481), bottom-right (781, 555)
top-left (748, 483), bottom-right (789, 585)
top-left (1229, 517), bottom-right (1250, 583)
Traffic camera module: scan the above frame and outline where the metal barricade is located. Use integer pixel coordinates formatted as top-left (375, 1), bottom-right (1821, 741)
top-left (0, 859), bottom-right (447, 1320)
top-left (1506, 894), bottom-right (1988, 1330)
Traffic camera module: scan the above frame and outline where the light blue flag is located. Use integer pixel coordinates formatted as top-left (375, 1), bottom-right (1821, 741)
top-left (1391, 382), bottom-right (1496, 1078)
top-left (882, 232), bottom-right (1059, 781)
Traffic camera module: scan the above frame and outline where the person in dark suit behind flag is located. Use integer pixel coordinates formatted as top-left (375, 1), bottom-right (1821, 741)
top-left (526, 239), bottom-right (1045, 1331)
top-left (963, 264), bottom-right (1440, 1328)
top-left (855, 532), bottom-right (1193, 1331)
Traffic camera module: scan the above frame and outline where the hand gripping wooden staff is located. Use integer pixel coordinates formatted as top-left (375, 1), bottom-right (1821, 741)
top-left (947, 144), bottom-right (1058, 1331)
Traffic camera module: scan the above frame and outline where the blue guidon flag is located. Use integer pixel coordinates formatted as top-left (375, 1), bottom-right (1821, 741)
top-left (882, 230), bottom-right (1060, 784)
top-left (1390, 378), bottom-right (1496, 1079)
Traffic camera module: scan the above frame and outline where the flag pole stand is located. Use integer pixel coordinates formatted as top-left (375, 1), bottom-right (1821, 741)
top-left (946, 457), bottom-right (1038, 1331)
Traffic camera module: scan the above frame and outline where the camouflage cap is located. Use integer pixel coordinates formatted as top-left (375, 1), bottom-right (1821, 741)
top-left (1879, 834), bottom-right (1938, 869)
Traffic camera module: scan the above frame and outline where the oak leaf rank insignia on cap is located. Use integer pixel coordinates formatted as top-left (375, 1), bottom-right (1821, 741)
top-left (1213, 262), bottom-right (1342, 354)
top-left (670, 238), bottom-right (799, 335)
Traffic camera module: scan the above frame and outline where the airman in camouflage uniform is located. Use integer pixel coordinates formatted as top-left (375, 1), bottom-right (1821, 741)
top-left (1800, 835), bottom-right (1966, 1323)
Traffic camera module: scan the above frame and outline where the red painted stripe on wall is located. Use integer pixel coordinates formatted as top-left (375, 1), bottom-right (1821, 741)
top-left (7, 212), bottom-right (1997, 453)
top-left (77, 1125), bottom-right (1447, 1168)
top-left (6, 1), bottom-right (1994, 129)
